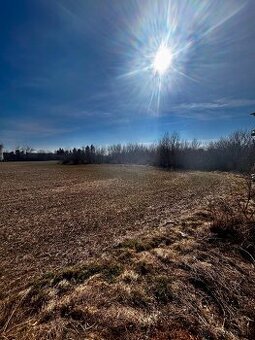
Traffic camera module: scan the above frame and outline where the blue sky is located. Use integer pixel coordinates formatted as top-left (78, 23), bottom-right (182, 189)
top-left (0, 0), bottom-right (255, 150)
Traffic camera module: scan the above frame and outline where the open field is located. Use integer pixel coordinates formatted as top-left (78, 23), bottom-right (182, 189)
top-left (0, 162), bottom-right (254, 339)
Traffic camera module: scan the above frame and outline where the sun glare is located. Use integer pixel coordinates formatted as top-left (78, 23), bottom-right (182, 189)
top-left (153, 45), bottom-right (173, 76)
top-left (120, 0), bottom-right (245, 113)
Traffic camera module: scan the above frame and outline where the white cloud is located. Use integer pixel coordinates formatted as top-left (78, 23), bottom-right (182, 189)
top-left (175, 98), bottom-right (255, 111)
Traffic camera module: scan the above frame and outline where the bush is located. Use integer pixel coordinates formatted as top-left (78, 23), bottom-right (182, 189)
top-left (209, 174), bottom-right (255, 259)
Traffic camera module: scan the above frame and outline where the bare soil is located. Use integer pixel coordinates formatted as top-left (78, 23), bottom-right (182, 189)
top-left (0, 162), bottom-right (254, 339)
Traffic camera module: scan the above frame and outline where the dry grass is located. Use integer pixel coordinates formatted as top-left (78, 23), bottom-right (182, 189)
top-left (0, 162), bottom-right (254, 339)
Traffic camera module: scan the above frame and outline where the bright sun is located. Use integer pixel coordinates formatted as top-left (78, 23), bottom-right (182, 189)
top-left (153, 45), bottom-right (173, 76)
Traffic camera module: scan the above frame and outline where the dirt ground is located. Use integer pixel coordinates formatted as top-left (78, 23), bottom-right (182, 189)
top-left (0, 162), bottom-right (254, 339)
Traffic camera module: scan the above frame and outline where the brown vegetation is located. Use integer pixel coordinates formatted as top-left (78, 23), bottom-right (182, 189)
top-left (4, 130), bottom-right (255, 173)
top-left (0, 162), bottom-right (254, 339)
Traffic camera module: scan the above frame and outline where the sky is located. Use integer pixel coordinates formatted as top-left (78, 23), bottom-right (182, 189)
top-left (0, 0), bottom-right (255, 150)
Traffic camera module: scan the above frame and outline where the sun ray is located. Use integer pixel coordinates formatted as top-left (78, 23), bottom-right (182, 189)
top-left (116, 0), bottom-right (247, 114)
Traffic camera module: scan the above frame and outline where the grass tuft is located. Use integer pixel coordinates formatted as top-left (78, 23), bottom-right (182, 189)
top-left (151, 275), bottom-right (173, 305)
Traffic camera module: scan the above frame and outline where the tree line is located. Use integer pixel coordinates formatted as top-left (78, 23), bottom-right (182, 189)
top-left (2, 130), bottom-right (255, 172)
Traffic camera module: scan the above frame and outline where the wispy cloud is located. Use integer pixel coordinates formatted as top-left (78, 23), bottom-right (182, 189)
top-left (174, 98), bottom-right (255, 111)
top-left (12, 77), bottom-right (52, 90)
top-left (1, 120), bottom-right (77, 138)
top-left (15, 122), bottom-right (73, 136)
top-left (164, 98), bottom-right (255, 121)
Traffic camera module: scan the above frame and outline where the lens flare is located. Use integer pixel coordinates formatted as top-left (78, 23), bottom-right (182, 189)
top-left (153, 45), bottom-right (173, 76)
top-left (115, 0), bottom-right (246, 114)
